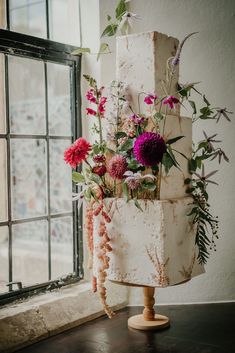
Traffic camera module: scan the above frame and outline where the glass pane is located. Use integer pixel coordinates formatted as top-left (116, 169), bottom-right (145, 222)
top-left (0, 139), bottom-right (8, 221)
top-left (8, 55), bottom-right (46, 135)
top-left (0, 54), bottom-right (6, 134)
top-left (0, 227), bottom-right (8, 294)
top-left (9, 0), bottom-right (47, 38)
top-left (11, 139), bottom-right (47, 219)
top-left (0, 0), bottom-right (6, 29)
top-left (12, 220), bottom-right (48, 286)
top-left (47, 62), bottom-right (72, 136)
top-left (51, 216), bottom-right (73, 279)
top-left (50, 139), bottom-right (73, 214)
top-left (49, 0), bottom-right (81, 46)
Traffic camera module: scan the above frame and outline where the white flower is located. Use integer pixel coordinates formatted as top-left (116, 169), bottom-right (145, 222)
top-left (118, 12), bottom-right (141, 34)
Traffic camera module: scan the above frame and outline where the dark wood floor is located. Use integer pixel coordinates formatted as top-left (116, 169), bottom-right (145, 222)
top-left (18, 303), bottom-right (235, 353)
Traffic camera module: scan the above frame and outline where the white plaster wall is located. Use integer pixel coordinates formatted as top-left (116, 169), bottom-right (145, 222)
top-left (81, 0), bottom-right (235, 304)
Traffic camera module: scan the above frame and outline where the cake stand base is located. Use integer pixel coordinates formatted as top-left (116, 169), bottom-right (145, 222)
top-left (128, 287), bottom-right (170, 331)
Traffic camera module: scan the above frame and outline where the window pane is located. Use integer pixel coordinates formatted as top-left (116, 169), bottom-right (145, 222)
top-left (11, 139), bottom-right (47, 219)
top-left (0, 227), bottom-right (8, 294)
top-left (9, 0), bottom-right (47, 38)
top-left (47, 62), bottom-right (72, 136)
top-left (50, 140), bottom-right (73, 214)
top-left (49, 0), bottom-right (81, 46)
top-left (0, 139), bottom-right (8, 221)
top-left (12, 220), bottom-right (48, 286)
top-left (51, 216), bottom-right (73, 279)
top-left (8, 55), bottom-right (46, 135)
top-left (0, 0), bottom-right (6, 29)
top-left (0, 54), bottom-right (6, 134)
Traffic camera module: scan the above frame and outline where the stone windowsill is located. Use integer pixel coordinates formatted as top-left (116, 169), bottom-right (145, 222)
top-left (0, 281), bottom-right (128, 353)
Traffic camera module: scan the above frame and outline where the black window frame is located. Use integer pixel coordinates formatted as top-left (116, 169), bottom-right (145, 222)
top-left (0, 5), bottom-right (83, 306)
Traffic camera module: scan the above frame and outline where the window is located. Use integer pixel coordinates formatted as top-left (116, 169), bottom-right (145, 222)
top-left (0, 0), bottom-right (83, 305)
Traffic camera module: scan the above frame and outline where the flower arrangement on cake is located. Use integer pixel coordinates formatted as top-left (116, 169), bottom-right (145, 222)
top-left (64, 1), bottom-right (232, 318)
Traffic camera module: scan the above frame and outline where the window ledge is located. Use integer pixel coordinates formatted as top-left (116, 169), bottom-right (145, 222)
top-left (0, 281), bottom-right (128, 353)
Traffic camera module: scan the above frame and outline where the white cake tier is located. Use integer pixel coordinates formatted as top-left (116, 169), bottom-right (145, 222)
top-left (116, 31), bottom-right (180, 116)
top-left (159, 114), bottom-right (192, 199)
top-left (93, 198), bottom-right (204, 287)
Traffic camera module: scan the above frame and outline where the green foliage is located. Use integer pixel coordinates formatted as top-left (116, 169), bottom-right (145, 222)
top-left (115, 0), bottom-right (127, 20)
top-left (166, 135), bottom-right (184, 145)
top-left (101, 23), bottom-right (118, 37)
top-left (71, 47), bottom-right (91, 55)
top-left (83, 74), bottom-right (97, 89)
top-left (72, 172), bottom-right (85, 184)
top-left (153, 112), bottom-right (164, 122)
top-left (119, 138), bottom-right (134, 152)
top-left (134, 198), bottom-right (143, 212)
top-left (97, 43), bottom-right (110, 61)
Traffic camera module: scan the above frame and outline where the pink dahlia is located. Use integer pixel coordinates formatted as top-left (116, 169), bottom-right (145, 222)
top-left (163, 95), bottom-right (179, 109)
top-left (64, 138), bottom-right (91, 169)
top-left (107, 155), bottom-right (127, 179)
top-left (133, 132), bottom-right (166, 167)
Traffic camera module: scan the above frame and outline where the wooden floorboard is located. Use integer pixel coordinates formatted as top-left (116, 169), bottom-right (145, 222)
top-left (18, 303), bottom-right (235, 353)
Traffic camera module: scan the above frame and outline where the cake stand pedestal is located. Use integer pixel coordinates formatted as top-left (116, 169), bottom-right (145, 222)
top-left (128, 287), bottom-right (170, 331)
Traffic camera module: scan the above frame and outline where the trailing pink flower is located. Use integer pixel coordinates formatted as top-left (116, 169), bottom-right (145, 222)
top-left (133, 132), bottom-right (166, 167)
top-left (98, 96), bottom-right (107, 115)
top-left (144, 94), bottom-right (158, 105)
top-left (163, 95), bottom-right (179, 109)
top-left (64, 138), bottom-right (91, 169)
top-left (86, 107), bottom-right (97, 116)
top-left (86, 89), bottom-right (97, 103)
top-left (107, 155), bottom-right (127, 179)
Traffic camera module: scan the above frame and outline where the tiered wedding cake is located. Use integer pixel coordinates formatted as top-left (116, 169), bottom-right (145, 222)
top-left (93, 31), bottom-right (204, 288)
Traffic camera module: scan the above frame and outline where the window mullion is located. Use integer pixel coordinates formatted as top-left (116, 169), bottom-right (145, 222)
top-left (4, 54), bottom-right (12, 291)
top-left (44, 62), bottom-right (51, 281)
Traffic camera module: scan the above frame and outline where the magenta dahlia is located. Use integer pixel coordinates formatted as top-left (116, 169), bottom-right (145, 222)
top-left (107, 155), bottom-right (127, 179)
top-left (133, 132), bottom-right (166, 167)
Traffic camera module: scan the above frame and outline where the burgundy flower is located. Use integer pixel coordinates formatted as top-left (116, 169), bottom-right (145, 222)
top-left (64, 138), bottom-right (91, 169)
top-left (86, 107), bottom-right (96, 116)
top-left (144, 94), bottom-right (158, 105)
top-left (133, 132), bottom-right (166, 167)
top-left (163, 95), bottom-right (179, 109)
top-left (92, 165), bottom-right (107, 177)
top-left (107, 155), bottom-right (127, 179)
top-left (93, 154), bottom-right (106, 163)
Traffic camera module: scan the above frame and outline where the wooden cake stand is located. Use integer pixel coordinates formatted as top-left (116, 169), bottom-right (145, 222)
top-left (128, 287), bottom-right (170, 331)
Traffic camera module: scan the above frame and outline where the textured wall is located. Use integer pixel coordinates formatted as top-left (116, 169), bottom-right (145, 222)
top-left (83, 0), bottom-right (235, 304)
